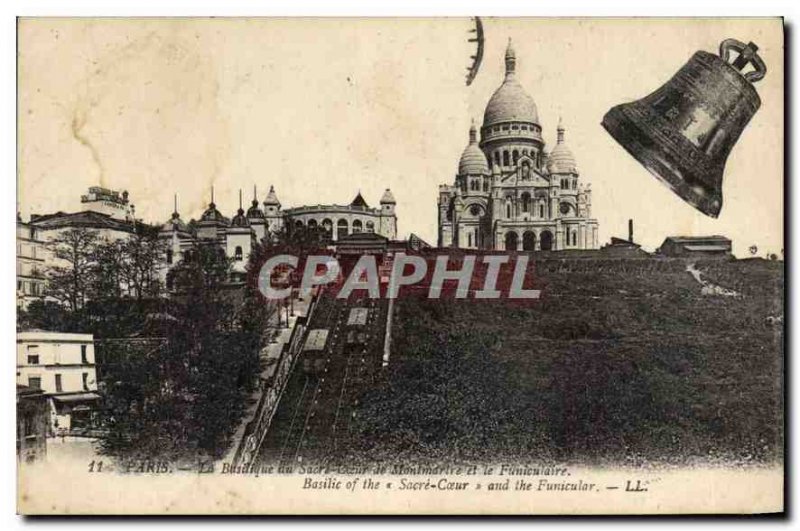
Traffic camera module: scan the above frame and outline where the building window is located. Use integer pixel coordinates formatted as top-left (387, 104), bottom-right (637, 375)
top-left (494, 152), bottom-right (501, 166)
top-left (483, 180), bottom-right (489, 192)
top-left (82, 373), bottom-right (89, 391)
top-left (572, 179), bottom-right (577, 190)
top-left (27, 354), bottom-right (39, 365)
top-left (234, 246), bottom-right (243, 261)
top-left (468, 233), bottom-right (472, 247)
top-left (503, 151), bottom-right (510, 166)
top-left (352, 220), bottom-right (363, 233)
top-left (337, 219), bottom-right (349, 240)
top-left (28, 376), bottom-right (41, 389)
top-left (166, 249), bottom-right (173, 264)
top-left (521, 193), bottom-right (531, 213)
top-left (55, 374), bottom-right (63, 392)
top-left (365, 221), bottom-right (375, 233)
top-left (506, 203), bottom-right (512, 219)
top-left (512, 150), bottom-right (519, 165)
top-left (81, 345), bottom-right (88, 364)
top-left (572, 232), bottom-right (578, 246)
top-left (539, 204), bottom-right (545, 218)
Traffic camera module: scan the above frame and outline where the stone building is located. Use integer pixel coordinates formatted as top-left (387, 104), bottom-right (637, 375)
top-left (159, 186), bottom-right (397, 282)
top-left (16, 218), bottom-right (47, 309)
top-left (16, 331), bottom-right (100, 435)
top-left (657, 236), bottom-right (732, 258)
top-left (20, 187), bottom-right (139, 308)
top-left (438, 40), bottom-right (599, 251)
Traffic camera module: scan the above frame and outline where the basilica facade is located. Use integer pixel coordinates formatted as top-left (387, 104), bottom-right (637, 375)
top-left (438, 40), bottom-right (599, 251)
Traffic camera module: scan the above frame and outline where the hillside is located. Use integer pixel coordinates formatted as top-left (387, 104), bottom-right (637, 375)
top-left (336, 257), bottom-right (784, 468)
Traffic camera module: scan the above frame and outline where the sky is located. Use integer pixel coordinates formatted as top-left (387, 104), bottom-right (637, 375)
top-left (17, 18), bottom-right (784, 256)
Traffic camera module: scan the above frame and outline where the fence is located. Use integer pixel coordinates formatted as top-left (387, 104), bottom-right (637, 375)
top-left (231, 291), bottom-right (321, 466)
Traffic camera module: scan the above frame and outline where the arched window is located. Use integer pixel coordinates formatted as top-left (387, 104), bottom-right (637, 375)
top-left (521, 193), bottom-right (531, 213)
top-left (322, 218), bottom-right (333, 234)
top-left (295, 219), bottom-right (304, 228)
top-left (352, 219), bottom-right (363, 233)
top-left (337, 219), bottom-right (349, 240)
top-left (506, 202), bottom-right (512, 219)
top-left (483, 180), bottom-right (489, 192)
top-left (235, 246), bottom-right (243, 261)
top-left (471, 180), bottom-right (478, 191)
top-left (307, 219), bottom-right (318, 228)
top-left (572, 231), bottom-right (578, 246)
top-left (365, 221), bottom-right (375, 233)
top-left (523, 231), bottom-right (536, 251)
top-left (494, 152), bottom-right (501, 166)
top-left (523, 149), bottom-right (528, 156)
top-left (504, 231), bottom-right (518, 251)
top-left (540, 230), bottom-right (553, 251)
top-left (166, 248), bottom-right (173, 264)
top-left (503, 151), bottom-right (510, 166)
top-left (512, 150), bottom-right (519, 164)
top-left (539, 204), bottom-right (545, 218)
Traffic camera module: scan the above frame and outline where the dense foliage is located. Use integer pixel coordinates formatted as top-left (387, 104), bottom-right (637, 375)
top-left (19, 227), bottom-right (276, 461)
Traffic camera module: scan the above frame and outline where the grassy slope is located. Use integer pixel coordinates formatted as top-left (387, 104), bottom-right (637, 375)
top-left (339, 257), bottom-right (783, 467)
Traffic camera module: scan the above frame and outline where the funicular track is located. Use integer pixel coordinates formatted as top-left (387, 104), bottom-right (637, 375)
top-left (257, 292), bottom-right (389, 467)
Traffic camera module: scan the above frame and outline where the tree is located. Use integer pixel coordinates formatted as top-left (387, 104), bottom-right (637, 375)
top-left (264, 224), bottom-right (331, 251)
top-left (44, 228), bottom-right (98, 312)
top-left (118, 225), bottom-right (165, 301)
top-left (99, 242), bottom-right (269, 459)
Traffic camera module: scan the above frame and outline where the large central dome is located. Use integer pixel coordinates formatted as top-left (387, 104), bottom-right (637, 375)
top-left (482, 39), bottom-right (540, 128)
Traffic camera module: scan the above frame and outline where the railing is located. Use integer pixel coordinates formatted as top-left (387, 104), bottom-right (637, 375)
top-left (284, 204), bottom-right (381, 215)
top-left (230, 292), bottom-right (320, 467)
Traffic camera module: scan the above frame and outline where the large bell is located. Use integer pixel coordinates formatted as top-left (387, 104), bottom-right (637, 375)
top-left (602, 38), bottom-right (766, 218)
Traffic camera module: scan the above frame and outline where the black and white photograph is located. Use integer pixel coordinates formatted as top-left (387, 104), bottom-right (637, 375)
top-left (13, 15), bottom-right (784, 515)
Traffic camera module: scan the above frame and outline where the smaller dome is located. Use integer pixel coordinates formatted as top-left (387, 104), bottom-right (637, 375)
top-left (380, 188), bottom-right (396, 204)
top-left (230, 207), bottom-right (251, 228)
top-left (200, 202), bottom-right (226, 223)
top-left (247, 187), bottom-right (266, 219)
top-left (263, 185), bottom-right (281, 207)
top-left (161, 211), bottom-right (189, 234)
top-left (547, 120), bottom-right (578, 175)
top-left (247, 199), bottom-right (265, 219)
top-left (458, 122), bottom-right (489, 175)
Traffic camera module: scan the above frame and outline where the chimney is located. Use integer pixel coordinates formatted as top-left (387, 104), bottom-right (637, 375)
top-left (628, 219), bottom-right (634, 243)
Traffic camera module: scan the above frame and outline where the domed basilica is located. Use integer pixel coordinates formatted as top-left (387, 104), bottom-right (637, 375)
top-left (438, 40), bottom-right (599, 251)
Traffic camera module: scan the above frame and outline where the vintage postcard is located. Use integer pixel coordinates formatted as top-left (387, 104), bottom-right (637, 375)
top-left (16, 17), bottom-right (783, 515)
